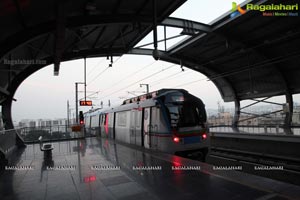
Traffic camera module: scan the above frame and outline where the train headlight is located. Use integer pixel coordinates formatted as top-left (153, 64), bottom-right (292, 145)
top-left (173, 137), bottom-right (180, 143)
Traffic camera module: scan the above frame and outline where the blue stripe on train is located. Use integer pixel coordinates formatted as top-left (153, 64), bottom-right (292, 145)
top-left (183, 136), bottom-right (201, 144)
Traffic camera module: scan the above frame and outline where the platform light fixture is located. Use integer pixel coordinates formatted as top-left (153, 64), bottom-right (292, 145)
top-left (180, 60), bottom-right (184, 71)
top-left (109, 56), bottom-right (113, 67)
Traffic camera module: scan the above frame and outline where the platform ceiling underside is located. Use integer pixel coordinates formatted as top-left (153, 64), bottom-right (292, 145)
top-left (169, 0), bottom-right (300, 102)
top-left (0, 0), bottom-right (300, 103)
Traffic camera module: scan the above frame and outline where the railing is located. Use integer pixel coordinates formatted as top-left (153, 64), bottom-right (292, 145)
top-left (207, 116), bottom-right (286, 127)
top-left (19, 125), bottom-right (87, 143)
top-left (209, 125), bottom-right (300, 136)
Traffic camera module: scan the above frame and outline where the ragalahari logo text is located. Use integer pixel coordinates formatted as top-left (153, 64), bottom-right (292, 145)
top-left (230, 2), bottom-right (299, 18)
top-left (231, 2), bottom-right (246, 18)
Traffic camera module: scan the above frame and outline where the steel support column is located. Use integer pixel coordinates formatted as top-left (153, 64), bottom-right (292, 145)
top-left (152, 0), bottom-right (157, 51)
top-left (1, 97), bottom-right (13, 130)
top-left (284, 92), bottom-right (293, 134)
top-left (75, 82), bottom-right (84, 124)
top-left (232, 98), bottom-right (240, 128)
top-left (53, 1), bottom-right (66, 76)
top-left (75, 83), bottom-right (78, 124)
top-left (152, 0), bottom-right (159, 60)
top-left (1, 96), bottom-right (25, 147)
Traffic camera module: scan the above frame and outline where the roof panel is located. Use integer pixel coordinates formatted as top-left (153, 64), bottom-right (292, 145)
top-left (170, 0), bottom-right (300, 101)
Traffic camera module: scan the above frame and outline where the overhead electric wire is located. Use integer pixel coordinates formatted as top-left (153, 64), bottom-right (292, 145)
top-left (173, 77), bottom-right (207, 88)
top-left (87, 67), bottom-right (110, 85)
top-left (112, 56), bottom-right (122, 64)
top-left (126, 66), bottom-right (190, 93)
top-left (150, 69), bottom-right (193, 87)
top-left (87, 56), bottom-right (122, 86)
top-left (150, 71), bottom-right (183, 86)
top-left (99, 60), bottom-right (157, 93)
top-left (82, 59), bottom-right (156, 108)
top-left (99, 63), bottom-right (177, 100)
top-left (87, 58), bottom-right (106, 76)
top-left (131, 69), bottom-right (193, 92)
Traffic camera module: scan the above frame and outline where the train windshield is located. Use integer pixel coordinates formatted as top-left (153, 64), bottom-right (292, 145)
top-left (163, 93), bottom-right (206, 128)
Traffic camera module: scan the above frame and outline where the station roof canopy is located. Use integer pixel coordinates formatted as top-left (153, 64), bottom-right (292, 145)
top-left (0, 0), bottom-right (300, 105)
top-left (166, 0), bottom-right (300, 102)
top-left (0, 0), bottom-right (185, 74)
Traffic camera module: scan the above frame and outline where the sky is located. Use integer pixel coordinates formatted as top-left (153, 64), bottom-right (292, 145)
top-left (11, 0), bottom-right (297, 122)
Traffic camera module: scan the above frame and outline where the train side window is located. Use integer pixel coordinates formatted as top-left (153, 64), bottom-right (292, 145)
top-left (117, 112), bottom-right (127, 127)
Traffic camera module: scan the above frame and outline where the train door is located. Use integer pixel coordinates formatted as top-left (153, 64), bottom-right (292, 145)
top-left (104, 113), bottom-right (109, 137)
top-left (98, 114), bottom-right (101, 137)
top-left (100, 114), bottom-right (104, 137)
top-left (143, 107), bottom-right (151, 148)
top-left (150, 107), bottom-right (159, 150)
top-left (108, 113), bottom-right (114, 139)
top-left (135, 110), bottom-right (142, 146)
top-left (130, 110), bottom-right (136, 145)
top-left (100, 113), bottom-right (109, 137)
top-left (112, 112), bottom-right (116, 139)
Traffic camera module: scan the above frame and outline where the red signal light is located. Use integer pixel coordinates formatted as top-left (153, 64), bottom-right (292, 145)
top-left (84, 176), bottom-right (96, 183)
top-left (79, 111), bottom-right (84, 124)
top-left (89, 176), bottom-right (96, 181)
top-left (173, 137), bottom-right (180, 143)
top-left (202, 133), bottom-right (207, 139)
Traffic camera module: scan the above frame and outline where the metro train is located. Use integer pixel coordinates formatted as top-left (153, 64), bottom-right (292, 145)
top-left (84, 89), bottom-right (210, 160)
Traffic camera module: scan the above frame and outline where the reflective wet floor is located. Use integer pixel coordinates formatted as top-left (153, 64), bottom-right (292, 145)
top-left (0, 137), bottom-right (299, 200)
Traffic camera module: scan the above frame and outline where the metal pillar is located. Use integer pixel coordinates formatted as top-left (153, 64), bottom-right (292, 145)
top-left (164, 26), bottom-right (167, 51)
top-left (1, 97), bottom-right (13, 130)
top-left (75, 83), bottom-right (78, 124)
top-left (53, 1), bottom-right (66, 75)
top-left (2, 97), bottom-right (25, 147)
top-left (152, 0), bottom-right (159, 60)
top-left (232, 98), bottom-right (240, 128)
top-left (152, 0), bottom-right (157, 51)
top-left (84, 58), bottom-right (87, 101)
top-left (75, 82), bottom-right (84, 124)
top-left (67, 100), bottom-right (69, 127)
top-left (284, 92), bottom-right (293, 134)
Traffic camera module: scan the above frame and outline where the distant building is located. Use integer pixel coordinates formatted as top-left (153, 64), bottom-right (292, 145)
top-left (292, 106), bottom-right (300, 125)
top-left (208, 112), bottom-right (232, 126)
top-left (208, 112), bottom-right (264, 126)
top-left (18, 119), bottom-right (37, 130)
top-left (37, 119), bottom-right (52, 127)
top-left (19, 118), bottom-right (67, 129)
top-left (238, 115), bottom-right (259, 126)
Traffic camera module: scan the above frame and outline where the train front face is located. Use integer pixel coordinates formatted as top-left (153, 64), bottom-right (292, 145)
top-left (157, 90), bottom-right (210, 160)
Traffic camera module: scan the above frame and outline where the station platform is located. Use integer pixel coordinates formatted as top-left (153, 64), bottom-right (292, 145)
top-left (0, 137), bottom-right (299, 200)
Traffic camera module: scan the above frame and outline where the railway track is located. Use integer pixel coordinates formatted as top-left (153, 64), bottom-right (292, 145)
top-left (207, 147), bottom-right (300, 185)
top-left (210, 147), bottom-right (300, 172)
